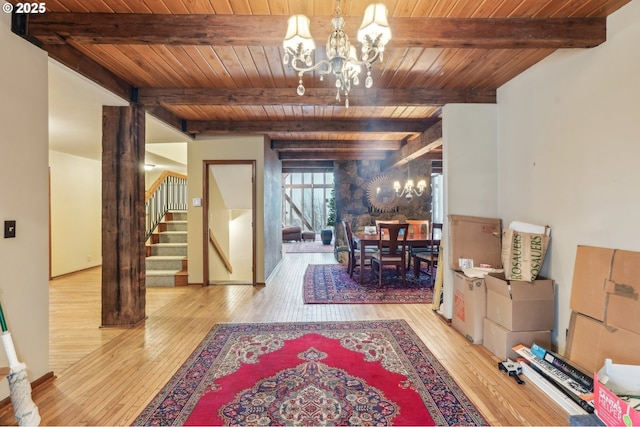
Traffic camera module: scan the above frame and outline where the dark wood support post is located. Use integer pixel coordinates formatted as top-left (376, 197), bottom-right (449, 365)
top-left (101, 105), bottom-right (146, 327)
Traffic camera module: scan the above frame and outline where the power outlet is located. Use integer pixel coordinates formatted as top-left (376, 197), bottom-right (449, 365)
top-left (4, 221), bottom-right (16, 238)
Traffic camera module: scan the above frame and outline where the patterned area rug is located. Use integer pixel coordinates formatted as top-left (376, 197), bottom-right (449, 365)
top-left (132, 320), bottom-right (488, 426)
top-left (303, 264), bottom-right (434, 304)
top-left (286, 241), bottom-right (335, 253)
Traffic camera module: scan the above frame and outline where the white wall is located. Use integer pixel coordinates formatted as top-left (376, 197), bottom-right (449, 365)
top-left (0, 13), bottom-right (50, 397)
top-left (496, 1), bottom-right (640, 353)
top-left (188, 136), bottom-right (267, 284)
top-left (230, 210), bottom-right (253, 282)
top-left (441, 104), bottom-right (499, 319)
top-left (50, 151), bottom-right (102, 276)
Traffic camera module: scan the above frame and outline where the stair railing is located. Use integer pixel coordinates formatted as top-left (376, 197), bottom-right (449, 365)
top-left (145, 171), bottom-right (188, 240)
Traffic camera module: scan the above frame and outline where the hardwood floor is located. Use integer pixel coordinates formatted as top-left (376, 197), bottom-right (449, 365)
top-left (0, 249), bottom-right (569, 426)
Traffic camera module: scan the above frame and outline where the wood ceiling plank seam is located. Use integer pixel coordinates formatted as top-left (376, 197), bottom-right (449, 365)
top-left (392, 47), bottom-right (442, 88)
top-left (193, 46), bottom-right (235, 87)
top-left (53, 0), bottom-right (91, 12)
top-left (215, 46), bottom-right (252, 88)
top-left (165, 0), bottom-right (189, 13)
top-left (101, 0), bottom-right (135, 13)
top-left (429, 0), bottom-right (460, 17)
top-left (234, 46), bottom-right (267, 88)
top-left (247, 0), bottom-right (272, 15)
top-left (407, 0), bottom-right (439, 18)
top-left (410, 47), bottom-right (459, 89)
top-left (390, 0), bottom-right (418, 17)
top-left (554, 0), bottom-right (598, 18)
top-left (469, 0), bottom-right (506, 18)
top-left (503, 0), bottom-right (545, 18)
top-left (142, 0), bottom-right (172, 13)
top-left (179, 0), bottom-right (216, 13)
top-left (229, 0), bottom-right (252, 14)
top-left (41, 1), bottom-right (70, 12)
top-left (485, 49), bottom-right (553, 87)
top-left (138, 45), bottom-right (194, 87)
top-left (154, 46), bottom-right (208, 87)
top-left (441, 48), bottom-right (502, 88)
top-left (462, 48), bottom-right (527, 88)
top-left (78, 44), bottom-right (162, 87)
top-left (491, 0), bottom-right (531, 18)
top-left (211, 0), bottom-right (234, 14)
top-left (373, 46), bottom-right (412, 87)
top-left (182, 46), bottom-right (225, 86)
top-left (447, 0), bottom-right (486, 17)
top-left (262, 46), bottom-right (288, 86)
top-left (413, 49), bottom-right (444, 87)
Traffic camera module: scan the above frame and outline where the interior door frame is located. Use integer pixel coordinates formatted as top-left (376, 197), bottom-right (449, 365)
top-left (202, 159), bottom-right (257, 286)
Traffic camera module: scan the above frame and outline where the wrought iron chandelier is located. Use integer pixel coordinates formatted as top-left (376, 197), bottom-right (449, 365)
top-left (282, 1), bottom-right (391, 108)
top-left (393, 158), bottom-right (427, 199)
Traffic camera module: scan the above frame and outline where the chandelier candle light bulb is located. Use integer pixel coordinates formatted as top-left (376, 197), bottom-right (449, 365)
top-left (394, 158), bottom-right (427, 199)
top-left (282, 0), bottom-right (391, 107)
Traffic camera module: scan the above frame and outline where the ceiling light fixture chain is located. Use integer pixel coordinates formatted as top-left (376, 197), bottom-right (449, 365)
top-left (282, 0), bottom-right (391, 108)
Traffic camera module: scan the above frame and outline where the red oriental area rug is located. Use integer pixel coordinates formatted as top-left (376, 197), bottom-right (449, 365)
top-left (133, 320), bottom-right (488, 426)
top-left (303, 264), bottom-right (434, 304)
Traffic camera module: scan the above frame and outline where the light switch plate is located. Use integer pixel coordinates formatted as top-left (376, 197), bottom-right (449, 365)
top-left (4, 220), bottom-right (16, 238)
top-left (192, 198), bottom-right (202, 207)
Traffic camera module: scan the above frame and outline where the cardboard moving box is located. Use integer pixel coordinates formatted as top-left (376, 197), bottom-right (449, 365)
top-left (566, 311), bottom-right (640, 374)
top-left (448, 215), bottom-right (502, 270)
top-left (570, 245), bottom-right (640, 335)
top-left (452, 271), bottom-right (486, 344)
top-left (485, 273), bottom-right (555, 332)
top-left (482, 317), bottom-right (551, 360)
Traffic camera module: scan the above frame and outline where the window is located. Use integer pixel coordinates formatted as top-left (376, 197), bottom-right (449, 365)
top-left (431, 173), bottom-right (443, 224)
top-left (282, 172), bottom-right (334, 231)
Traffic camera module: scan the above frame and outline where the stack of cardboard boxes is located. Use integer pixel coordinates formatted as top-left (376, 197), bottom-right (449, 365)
top-left (449, 215), bottom-right (555, 360)
top-left (483, 274), bottom-right (554, 360)
top-left (566, 245), bottom-right (640, 426)
top-left (449, 215), bottom-right (502, 344)
top-left (566, 245), bottom-right (640, 372)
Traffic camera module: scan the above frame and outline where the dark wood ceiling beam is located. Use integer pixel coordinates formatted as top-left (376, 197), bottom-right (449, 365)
top-left (281, 160), bottom-right (334, 171)
top-left (43, 44), bottom-right (131, 101)
top-left (188, 119), bottom-right (437, 135)
top-left (25, 14), bottom-right (606, 49)
top-left (11, 40), bottom-right (191, 138)
top-left (279, 152), bottom-right (388, 161)
top-left (382, 121), bottom-right (443, 170)
top-left (139, 87), bottom-right (495, 106)
top-left (272, 140), bottom-right (402, 152)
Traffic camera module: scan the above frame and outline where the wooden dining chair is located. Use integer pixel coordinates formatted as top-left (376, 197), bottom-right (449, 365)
top-left (406, 219), bottom-right (429, 270)
top-left (414, 223), bottom-right (443, 284)
top-left (375, 219), bottom-right (399, 235)
top-left (371, 222), bottom-right (410, 287)
top-left (343, 220), bottom-right (373, 278)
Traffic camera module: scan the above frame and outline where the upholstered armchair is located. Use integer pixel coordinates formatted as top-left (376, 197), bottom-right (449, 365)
top-left (282, 225), bottom-right (302, 242)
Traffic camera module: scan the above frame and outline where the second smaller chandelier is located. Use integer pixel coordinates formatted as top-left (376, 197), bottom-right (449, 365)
top-left (282, 1), bottom-right (391, 108)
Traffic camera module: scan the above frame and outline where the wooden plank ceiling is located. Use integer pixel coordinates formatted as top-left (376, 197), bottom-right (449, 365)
top-left (11, 0), bottom-right (630, 170)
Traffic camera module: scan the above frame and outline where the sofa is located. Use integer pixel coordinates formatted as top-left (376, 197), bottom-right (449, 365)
top-left (282, 225), bottom-right (302, 242)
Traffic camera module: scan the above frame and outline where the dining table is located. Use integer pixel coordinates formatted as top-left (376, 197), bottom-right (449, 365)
top-left (352, 232), bottom-right (440, 284)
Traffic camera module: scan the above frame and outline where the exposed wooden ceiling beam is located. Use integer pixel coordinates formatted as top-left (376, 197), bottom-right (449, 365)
top-left (279, 151), bottom-right (388, 161)
top-left (25, 14), bottom-right (606, 49)
top-left (138, 88), bottom-right (495, 107)
top-left (272, 140), bottom-right (403, 152)
top-left (188, 119), bottom-right (437, 135)
top-left (383, 121), bottom-right (443, 170)
top-left (282, 160), bottom-right (334, 173)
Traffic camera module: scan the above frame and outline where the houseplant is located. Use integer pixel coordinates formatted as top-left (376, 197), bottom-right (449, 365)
top-left (321, 190), bottom-right (336, 245)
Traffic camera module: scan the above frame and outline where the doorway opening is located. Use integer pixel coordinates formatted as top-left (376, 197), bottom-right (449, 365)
top-left (203, 160), bottom-right (256, 285)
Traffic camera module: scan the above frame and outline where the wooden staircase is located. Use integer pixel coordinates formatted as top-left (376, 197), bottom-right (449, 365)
top-left (146, 211), bottom-right (188, 286)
